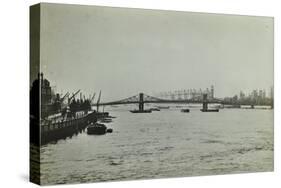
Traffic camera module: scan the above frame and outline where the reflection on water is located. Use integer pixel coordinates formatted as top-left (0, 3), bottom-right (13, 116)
top-left (40, 107), bottom-right (273, 185)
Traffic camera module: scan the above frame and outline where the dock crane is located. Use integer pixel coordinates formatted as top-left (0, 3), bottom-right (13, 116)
top-left (60, 92), bottom-right (70, 103)
top-left (96, 90), bottom-right (101, 112)
top-left (68, 89), bottom-right (81, 104)
top-left (90, 93), bottom-right (96, 105)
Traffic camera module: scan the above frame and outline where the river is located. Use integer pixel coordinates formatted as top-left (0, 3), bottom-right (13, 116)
top-left (40, 105), bottom-right (273, 185)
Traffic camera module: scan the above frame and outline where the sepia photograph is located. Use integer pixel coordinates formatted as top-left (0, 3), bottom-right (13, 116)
top-left (30, 3), bottom-right (274, 185)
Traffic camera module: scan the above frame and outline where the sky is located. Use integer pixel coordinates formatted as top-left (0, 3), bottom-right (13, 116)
top-left (39, 3), bottom-right (273, 102)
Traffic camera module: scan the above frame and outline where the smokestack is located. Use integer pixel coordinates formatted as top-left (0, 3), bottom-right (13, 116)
top-left (40, 72), bottom-right (43, 86)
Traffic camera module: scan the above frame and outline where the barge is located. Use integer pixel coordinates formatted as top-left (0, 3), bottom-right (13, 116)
top-left (130, 109), bottom-right (152, 113)
top-left (200, 109), bottom-right (219, 112)
top-left (41, 110), bottom-right (100, 144)
top-left (87, 123), bottom-right (107, 135)
top-left (181, 109), bottom-right (190, 113)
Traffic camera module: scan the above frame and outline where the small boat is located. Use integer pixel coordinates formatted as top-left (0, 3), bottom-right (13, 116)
top-left (150, 108), bottom-right (160, 111)
top-left (181, 109), bottom-right (190, 113)
top-left (87, 123), bottom-right (107, 135)
top-left (107, 128), bottom-right (113, 133)
top-left (200, 109), bottom-right (219, 112)
top-left (156, 106), bottom-right (170, 109)
top-left (130, 109), bottom-right (152, 113)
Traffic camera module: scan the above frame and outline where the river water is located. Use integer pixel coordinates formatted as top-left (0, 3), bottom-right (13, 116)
top-left (40, 106), bottom-right (273, 185)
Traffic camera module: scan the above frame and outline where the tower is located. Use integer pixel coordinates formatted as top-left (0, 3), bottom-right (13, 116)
top-left (211, 85), bottom-right (214, 99)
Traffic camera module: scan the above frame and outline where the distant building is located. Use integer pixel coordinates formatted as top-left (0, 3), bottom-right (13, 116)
top-left (270, 87), bottom-right (274, 99)
top-left (262, 90), bottom-right (266, 99)
top-left (41, 73), bottom-right (52, 105)
top-left (239, 91), bottom-right (245, 99)
top-left (252, 90), bottom-right (258, 100)
top-left (210, 85), bottom-right (214, 98)
top-left (259, 90), bottom-right (263, 99)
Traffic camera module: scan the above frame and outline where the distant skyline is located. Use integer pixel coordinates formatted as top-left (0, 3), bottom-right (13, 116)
top-left (153, 86), bottom-right (273, 100)
top-left (39, 3), bottom-right (273, 102)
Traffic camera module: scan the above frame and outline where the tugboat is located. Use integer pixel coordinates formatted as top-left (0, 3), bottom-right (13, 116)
top-left (149, 108), bottom-right (160, 111)
top-left (87, 122), bottom-right (107, 135)
top-left (156, 106), bottom-right (170, 109)
top-left (130, 109), bottom-right (152, 113)
top-left (181, 109), bottom-right (190, 113)
top-left (200, 109), bottom-right (219, 112)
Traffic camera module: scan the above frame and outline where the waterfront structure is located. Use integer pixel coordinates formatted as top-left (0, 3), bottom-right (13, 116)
top-left (30, 73), bottom-right (109, 145)
top-left (156, 86), bottom-right (215, 101)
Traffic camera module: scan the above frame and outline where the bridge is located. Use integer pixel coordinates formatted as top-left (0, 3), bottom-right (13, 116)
top-left (93, 93), bottom-right (223, 111)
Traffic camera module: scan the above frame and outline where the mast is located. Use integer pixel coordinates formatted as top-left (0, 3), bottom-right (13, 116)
top-left (96, 90), bottom-right (101, 112)
top-left (90, 93), bottom-right (96, 105)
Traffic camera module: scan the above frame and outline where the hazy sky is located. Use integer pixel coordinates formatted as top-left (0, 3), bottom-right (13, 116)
top-left (40, 3), bottom-right (273, 102)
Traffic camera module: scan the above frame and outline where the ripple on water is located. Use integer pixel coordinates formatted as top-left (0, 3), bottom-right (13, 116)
top-left (40, 109), bottom-right (273, 184)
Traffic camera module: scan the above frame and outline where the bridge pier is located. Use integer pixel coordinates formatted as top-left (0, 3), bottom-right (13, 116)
top-left (202, 94), bottom-right (208, 111)
top-left (201, 94), bottom-right (219, 112)
top-left (139, 93), bottom-right (144, 111)
top-left (130, 93), bottom-right (152, 113)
